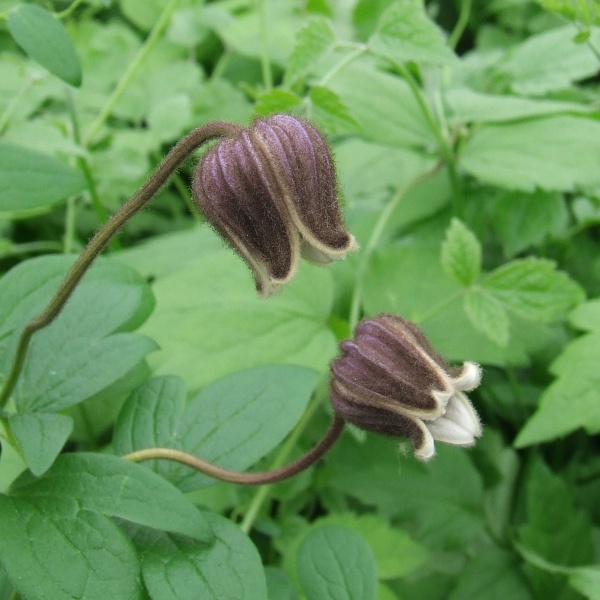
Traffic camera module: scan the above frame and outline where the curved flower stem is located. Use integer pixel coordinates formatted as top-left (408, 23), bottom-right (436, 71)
top-left (348, 161), bottom-right (443, 330)
top-left (0, 121), bottom-right (242, 410)
top-left (124, 413), bottom-right (345, 486)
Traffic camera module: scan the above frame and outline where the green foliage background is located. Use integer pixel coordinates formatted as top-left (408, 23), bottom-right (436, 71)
top-left (1, 0), bottom-right (600, 598)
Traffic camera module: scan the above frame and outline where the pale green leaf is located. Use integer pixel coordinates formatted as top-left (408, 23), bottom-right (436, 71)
top-left (12, 453), bottom-right (212, 542)
top-left (461, 116), bottom-right (600, 192)
top-left (327, 60), bottom-right (435, 148)
top-left (297, 525), bottom-right (378, 600)
top-left (7, 4), bottom-right (82, 86)
top-left (535, 0), bottom-right (600, 25)
top-left (140, 512), bottom-right (268, 600)
top-left (482, 258), bottom-right (585, 322)
top-left (265, 567), bottom-right (299, 600)
top-left (464, 288), bottom-right (510, 347)
top-left (441, 218), bottom-right (481, 286)
top-left (0, 143), bottom-right (86, 217)
top-left (114, 366), bottom-right (318, 490)
top-left (309, 85), bottom-right (361, 134)
top-left (498, 25), bottom-right (600, 94)
top-left (8, 412), bottom-right (73, 476)
top-left (117, 228), bottom-right (337, 391)
top-left (286, 17), bottom-right (335, 83)
top-left (0, 496), bottom-right (142, 600)
top-left (254, 89), bottom-right (303, 116)
top-left (368, 0), bottom-right (457, 66)
top-left (569, 567), bottom-right (600, 599)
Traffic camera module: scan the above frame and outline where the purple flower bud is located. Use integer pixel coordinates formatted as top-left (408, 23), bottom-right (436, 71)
top-left (193, 115), bottom-right (358, 296)
top-left (330, 314), bottom-right (482, 460)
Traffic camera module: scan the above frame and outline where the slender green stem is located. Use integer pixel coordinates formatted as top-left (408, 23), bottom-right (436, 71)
top-left (125, 413), bottom-right (345, 488)
top-left (0, 241), bottom-right (63, 259)
top-left (319, 45), bottom-right (367, 86)
top-left (63, 197), bottom-right (77, 254)
top-left (56, 0), bottom-right (86, 19)
top-left (240, 384), bottom-right (332, 533)
top-left (393, 62), bottom-right (464, 216)
top-left (0, 121), bottom-right (242, 410)
top-left (348, 161), bottom-right (443, 330)
top-left (65, 88), bottom-right (111, 227)
top-left (448, 0), bottom-right (473, 49)
top-left (84, 0), bottom-right (182, 146)
top-left (257, 0), bottom-right (273, 90)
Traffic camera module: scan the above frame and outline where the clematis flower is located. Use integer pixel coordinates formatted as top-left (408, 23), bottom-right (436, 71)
top-left (329, 314), bottom-right (482, 460)
top-left (193, 114), bottom-right (358, 296)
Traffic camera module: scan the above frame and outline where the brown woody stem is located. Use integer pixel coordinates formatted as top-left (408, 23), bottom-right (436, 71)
top-left (0, 121), bottom-right (243, 409)
top-left (123, 413), bottom-right (345, 485)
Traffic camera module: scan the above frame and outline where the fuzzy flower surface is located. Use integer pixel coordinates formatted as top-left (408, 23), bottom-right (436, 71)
top-left (193, 114), bottom-right (357, 296)
top-left (330, 314), bottom-right (482, 460)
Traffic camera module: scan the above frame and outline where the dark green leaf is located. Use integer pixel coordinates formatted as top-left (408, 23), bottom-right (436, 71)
top-left (297, 525), bottom-right (377, 600)
top-left (0, 496), bottom-right (142, 600)
top-left (11, 453), bottom-right (212, 542)
top-left (8, 412), bottom-right (73, 476)
top-left (7, 4), bottom-right (82, 86)
top-left (490, 190), bottom-right (569, 257)
top-left (114, 366), bottom-right (319, 490)
top-left (448, 548), bottom-right (532, 600)
top-left (0, 143), bottom-right (86, 216)
top-left (368, 0), bottom-right (457, 66)
top-left (518, 460), bottom-right (594, 598)
top-left (140, 512), bottom-right (268, 600)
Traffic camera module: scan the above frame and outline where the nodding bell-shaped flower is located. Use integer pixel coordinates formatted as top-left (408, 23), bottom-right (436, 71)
top-left (329, 314), bottom-right (482, 461)
top-left (193, 114), bottom-right (358, 296)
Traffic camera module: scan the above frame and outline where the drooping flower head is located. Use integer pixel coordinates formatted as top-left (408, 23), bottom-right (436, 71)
top-left (193, 114), bottom-right (358, 296)
top-left (329, 314), bottom-right (482, 460)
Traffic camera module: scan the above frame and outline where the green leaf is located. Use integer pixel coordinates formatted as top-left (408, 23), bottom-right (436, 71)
top-left (461, 116), bottom-right (600, 192)
top-left (464, 288), bottom-right (510, 347)
top-left (568, 567), bottom-right (600, 600)
top-left (498, 25), bottom-right (600, 95)
top-left (0, 496), bottom-right (142, 600)
top-left (448, 548), bottom-right (532, 600)
top-left (445, 87), bottom-right (592, 125)
top-left (517, 460), bottom-right (594, 598)
top-left (490, 190), bottom-right (569, 257)
top-left (297, 525), bottom-right (378, 600)
top-left (286, 16), bottom-right (335, 84)
top-left (0, 256), bottom-right (157, 413)
top-left (308, 85), bottom-right (361, 134)
top-left (254, 89), bottom-right (303, 116)
top-left (368, 0), bottom-right (457, 66)
top-left (327, 60), bottom-right (435, 148)
top-left (7, 4), bottom-right (82, 86)
top-left (515, 301), bottom-right (600, 445)
top-left (117, 227), bottom-right (337, 391)
top-left (114, 366), bottom-right (319, 490)
top-left (441, 218), bottom-right (481, 286)
top-left (482, 258), bottom-right (585, 322)
top-left (322, 436), bottom-right (485, 549)
top-left (11, 453), bottom-right (212, 542)
top-left (139, 512), bottom-right (268, 600)
top-left (0, 143), bottom-right (86, 217)
top-left (265, 567), bottom-right (299, 600)
top-left (535, 0), bottom-right (600, 25)
top-left (8, 412), bottom-right (73, 476)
